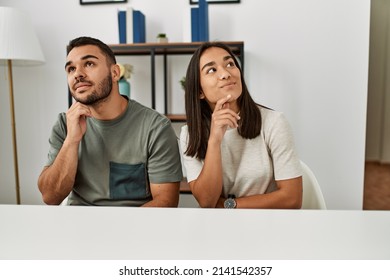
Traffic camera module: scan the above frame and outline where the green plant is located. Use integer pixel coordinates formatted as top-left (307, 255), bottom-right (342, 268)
top-left (179, 76), bottom-right (186, 90)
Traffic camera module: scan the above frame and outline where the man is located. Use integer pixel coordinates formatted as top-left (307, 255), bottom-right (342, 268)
top-left (38, 36), bottom-right (182, 207)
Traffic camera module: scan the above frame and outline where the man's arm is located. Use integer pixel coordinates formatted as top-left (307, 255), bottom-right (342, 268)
top-left (141, 182), bottom-right (180, 207)
top-left (37, 140), bottom-right (80, 205)
top-left (38, 102), bottom-right (91, 205)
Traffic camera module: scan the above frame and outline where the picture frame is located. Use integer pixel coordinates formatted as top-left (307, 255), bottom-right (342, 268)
top-left (190, 0), bottom-right (240, 4)
top-left (80, 0), bottom-right (127, 5)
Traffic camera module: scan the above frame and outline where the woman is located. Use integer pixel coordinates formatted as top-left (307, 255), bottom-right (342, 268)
top-left (180, 42), bottom-right (302, 209)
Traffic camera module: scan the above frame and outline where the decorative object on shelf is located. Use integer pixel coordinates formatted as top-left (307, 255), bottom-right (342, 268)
top-left (180, 77), bottom-right (186, 91)
top-left (80, 0), bottom-right (127, 5)
top-left (118, 63), bottom-right (133, 98)
top-left (0, 7), bottom-right (45, 204)
top-left (191, 0), bottom-right (209, 42)
top-left (190, 0), bottom-right (240, 4)
top-left (156, 33), bottom-right (168, 43)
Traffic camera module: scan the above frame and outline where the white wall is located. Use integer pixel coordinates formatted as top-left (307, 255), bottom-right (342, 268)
top-left (0, 0), bottom-right (370, 209)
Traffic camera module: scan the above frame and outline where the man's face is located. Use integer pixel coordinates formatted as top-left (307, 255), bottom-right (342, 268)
top-left (65, 45), bottom-right (113, 105)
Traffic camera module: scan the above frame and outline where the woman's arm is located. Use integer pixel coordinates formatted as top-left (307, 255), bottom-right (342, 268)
top-left (187, 95), bottom-right (240, 208)
top-left (188, 139), bottom-right (224, 208)
top-left (215, 176), bottom-right (303, 209)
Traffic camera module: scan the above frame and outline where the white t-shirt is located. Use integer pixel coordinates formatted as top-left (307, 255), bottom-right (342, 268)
top-left (179, 107), bottom-right (302, 197)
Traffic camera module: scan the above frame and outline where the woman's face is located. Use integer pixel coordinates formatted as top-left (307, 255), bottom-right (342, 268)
top-left (199, 47), bottom-right (242, 111)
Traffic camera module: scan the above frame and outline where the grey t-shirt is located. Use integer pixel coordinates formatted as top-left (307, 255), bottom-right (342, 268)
top-left (46, 99), bottom-right (183, 206)
top-left (180, 107), bottom-right (302, 197)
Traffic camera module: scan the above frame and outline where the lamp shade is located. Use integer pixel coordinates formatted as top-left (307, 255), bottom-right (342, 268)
top-left (0, 6), bottom-right (45, 65)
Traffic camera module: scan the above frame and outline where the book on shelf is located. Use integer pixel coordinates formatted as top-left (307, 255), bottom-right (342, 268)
top-left (117, 7), bottom-right (146, 44)
top-left (125, 7), bottom-right (134, 44)
top-left (133, 10), bottom-right (146, 43)
top-left (198, 0), bottom-right (209, 41)
top-left (190, 0), bottom-right (209, 42)
top-left (118, 10), bottom-right (126, 44)
top-left (191, 8), bottom-right (199, 42)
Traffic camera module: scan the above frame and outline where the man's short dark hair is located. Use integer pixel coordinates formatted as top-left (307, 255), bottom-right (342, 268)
top-left (67, 36), bottom-right (117, 65)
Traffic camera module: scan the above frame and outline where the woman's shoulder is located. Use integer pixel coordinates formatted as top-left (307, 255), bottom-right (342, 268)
top-left (258, 105), bottom-right (284, 120)
top-left (180, 124), bottom-right (188, 131)
top-left (180, 124), bottom-right (189, 139)
top-left (258, 105), bottom-right (291, 131)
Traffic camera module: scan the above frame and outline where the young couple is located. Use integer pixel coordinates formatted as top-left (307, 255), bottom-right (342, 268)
top-left (38, 37), bottom-right (302, 209)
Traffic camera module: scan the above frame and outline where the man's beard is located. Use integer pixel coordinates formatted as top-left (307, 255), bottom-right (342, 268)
top-left (72, 74), bottom-right (112, 106)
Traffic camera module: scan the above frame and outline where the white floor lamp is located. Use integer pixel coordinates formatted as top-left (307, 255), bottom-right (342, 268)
top-left (0, 7), bottom-right (45, 204)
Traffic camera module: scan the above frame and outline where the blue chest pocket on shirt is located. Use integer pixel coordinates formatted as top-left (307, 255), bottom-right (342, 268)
top-left (109, 162), bottom-right (150, 200)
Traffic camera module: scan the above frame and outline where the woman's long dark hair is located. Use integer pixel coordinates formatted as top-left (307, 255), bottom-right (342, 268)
top-left (184, 42), bottom-right (262, 159)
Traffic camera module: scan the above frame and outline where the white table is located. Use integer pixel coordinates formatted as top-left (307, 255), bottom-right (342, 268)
top-left (0, 205), bottom-right (389, 260)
